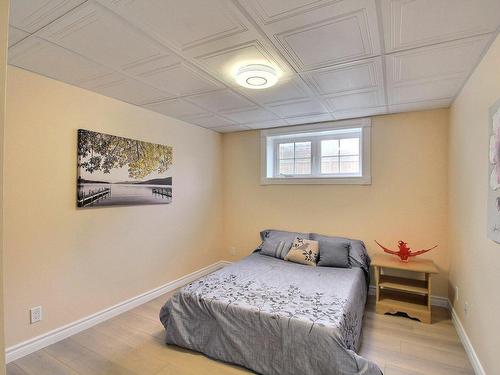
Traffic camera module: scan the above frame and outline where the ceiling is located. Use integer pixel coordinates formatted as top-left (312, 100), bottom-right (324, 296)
top-left (7, 0), bottom-right (500, 133)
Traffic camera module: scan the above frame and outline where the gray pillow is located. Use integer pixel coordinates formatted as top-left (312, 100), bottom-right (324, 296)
top-left (312, 233), bottom-right (350, 268)
top-left (259, 229), bottom-right (310, 259)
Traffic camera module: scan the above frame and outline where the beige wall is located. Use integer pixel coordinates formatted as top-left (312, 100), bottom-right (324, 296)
top-left (222, 109), bottom-right (449, 297)
top-left (449, 34), bottom-right (500, 374)
top-left (0, 0), bottom-right (9, 372)
top-left (6, 31), bottom-right (498, 369)
top-left (4, 67), bottom-right (224, 347)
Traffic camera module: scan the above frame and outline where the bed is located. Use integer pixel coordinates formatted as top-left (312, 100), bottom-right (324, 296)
top-left (160, 236), bottom-right (382, 375)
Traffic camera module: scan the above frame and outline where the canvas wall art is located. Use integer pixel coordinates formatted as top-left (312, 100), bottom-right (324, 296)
top-left (488, 98), bottom-right (500, 242)
top-left (77, 129), bottom-right (173, 208)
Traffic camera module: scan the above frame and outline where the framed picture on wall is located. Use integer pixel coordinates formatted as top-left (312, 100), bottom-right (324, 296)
top-left (77, 129), bottom-right (173, 208)
top-left (488, 98), bottom-right (500, 242)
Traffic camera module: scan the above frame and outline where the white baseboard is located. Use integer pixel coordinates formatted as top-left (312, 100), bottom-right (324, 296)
top-left (451, 306), bottom-right (485, 375)
top-left (368, 285), bottom-right (450, 308)
top-left (5, 260), bottom-right (231, 364)
top-left (429, 295), bottom-right (451, 308)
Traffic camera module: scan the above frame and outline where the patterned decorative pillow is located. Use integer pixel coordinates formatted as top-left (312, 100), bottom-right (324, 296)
top-left (259, 229), bottom-right (310, 259)
top-left (284, 237), bottom-right (319, 266)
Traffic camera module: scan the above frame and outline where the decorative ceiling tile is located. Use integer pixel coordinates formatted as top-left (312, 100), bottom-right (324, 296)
top-left (241, 0), bottom-right (341, 25)
top-left (333, 106), bottom-right (387, 121)
top-left (144, 98), bottom-right (209, 118)
top-left (8, 36), bottom-right (112, 85)
top-left (8, 26), bottom-right (30, 47)
top-left (301, 57), bottom-right (383, 96)
top-left (275, 13), bottom-right (374, 70)
top-left (212, 124), bottom-right (252, 133)
top-left (129, 62), bottom-right (223, 97)
top-left (182, 114), bottom-right (235, 129)
top-left (9, 0), bottom-right (86, 33)
top-left (380, 0), bottom-right (500, 52)
top-left (389, 75), bottom-right (463, 105)
top-left (386, 35), bottom-right (491, 105)
top-left (388, 99), bottom-right (451, 114)
top-left (245, 119), bottom-right (288, 129)
top-left (36, 2), bottom-right (166, 71)
top-left (285, 113), bottom-right (334, 125)
top-left (240, 0), bottom-right (381, 71)
top-left (121, 54), bottom-right (181, 77)
top-left (78, 71), bottom-right (125, 89)
top-left (242, 76), bottom-right (311, 105)
top-left (268, 98), bottom-right (328, 118)
top-left (97, 0), bottom-right (249, 50)
top-left (220, 108), bottom-right (279, 124)
top-left (324, 90), bottom-right (385, 112)
top-left (385, 35), bottom-right (490, 83)
top-left (86, 75), bottom-right (172, 106)
top-left (185, 89), bottom-right (256, 113)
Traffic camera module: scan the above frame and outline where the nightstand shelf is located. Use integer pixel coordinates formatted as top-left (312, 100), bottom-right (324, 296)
top-left (372, 254), bottom-right (438, 324)
top-left (379, 275), bottom-right (429, 295)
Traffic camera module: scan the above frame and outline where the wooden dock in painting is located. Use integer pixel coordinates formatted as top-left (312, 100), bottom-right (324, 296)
top-left (152, 187), bottom-right (172, 199)
top-left (77, 187), bottom-right (111, 207)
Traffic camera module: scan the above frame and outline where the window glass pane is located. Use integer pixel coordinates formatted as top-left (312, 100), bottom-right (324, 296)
top-left (279, 159), bottom-right (294, 175)
top-left (339, 155), bottom-right (360, 174)
top-left (339, 138), bottom-right (359, 156)
top-left (295, 158), bottom-right (311, 175)
top-left (321, 156), bottom-right (339, 174)
top-left (294, 141), bottom-right (311, 158)
top-left (279, 143), bottom-right (294, 159)
top-left (321, 139), bottom-right (339, 157)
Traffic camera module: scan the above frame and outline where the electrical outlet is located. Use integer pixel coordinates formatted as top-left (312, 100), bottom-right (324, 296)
top-left (229, 246), bottom-right (236, 256)
top-left (464, 301), bottom-right (469, 317)
top-left (455, 286), bottom-right (459, 303)
top-left (30, 306), bottom-right (42, 324)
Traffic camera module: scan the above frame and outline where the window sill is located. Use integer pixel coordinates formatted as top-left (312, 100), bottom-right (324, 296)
top-left (260, 176), bottom-right (372, 185)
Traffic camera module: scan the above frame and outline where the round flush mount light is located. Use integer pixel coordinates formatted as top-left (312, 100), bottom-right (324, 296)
top-left (235, 64), bottom-right (278, 89)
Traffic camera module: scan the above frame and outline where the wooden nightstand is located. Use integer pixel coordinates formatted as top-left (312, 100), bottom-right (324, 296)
top-left (372, 253), bottom-right (439, 324)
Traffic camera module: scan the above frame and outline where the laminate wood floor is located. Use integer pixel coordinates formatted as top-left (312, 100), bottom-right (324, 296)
top-left (7, 293), bottom-right (474, 375)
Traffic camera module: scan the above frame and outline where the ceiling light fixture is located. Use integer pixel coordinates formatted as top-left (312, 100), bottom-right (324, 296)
top-left (235, 64), bottom-right (278, 89)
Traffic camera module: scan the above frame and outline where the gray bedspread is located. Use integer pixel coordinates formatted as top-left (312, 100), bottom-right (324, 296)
top-left (160, 254), bottom-right (382, 375)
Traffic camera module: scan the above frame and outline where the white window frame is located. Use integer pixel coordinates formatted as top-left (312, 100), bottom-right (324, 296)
top-left (261, 119), bottom-right (371, 185)
top-left (274, 139), bottom-right (314, 177)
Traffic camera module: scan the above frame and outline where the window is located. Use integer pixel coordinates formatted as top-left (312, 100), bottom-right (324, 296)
top-left (261, 119), bottom-right (371, 184)
top-left (320, 138), bottom-right (360, 175)
top-left (278, 141), bottom-right (312, 176)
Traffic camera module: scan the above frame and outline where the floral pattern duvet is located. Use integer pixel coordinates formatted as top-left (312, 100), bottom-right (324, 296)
top-left (160, 253), bottom-right (382, 375)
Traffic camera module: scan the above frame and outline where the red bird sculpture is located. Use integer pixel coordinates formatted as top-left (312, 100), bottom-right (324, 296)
top-left (375, 240), bottom-right (438, 262)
